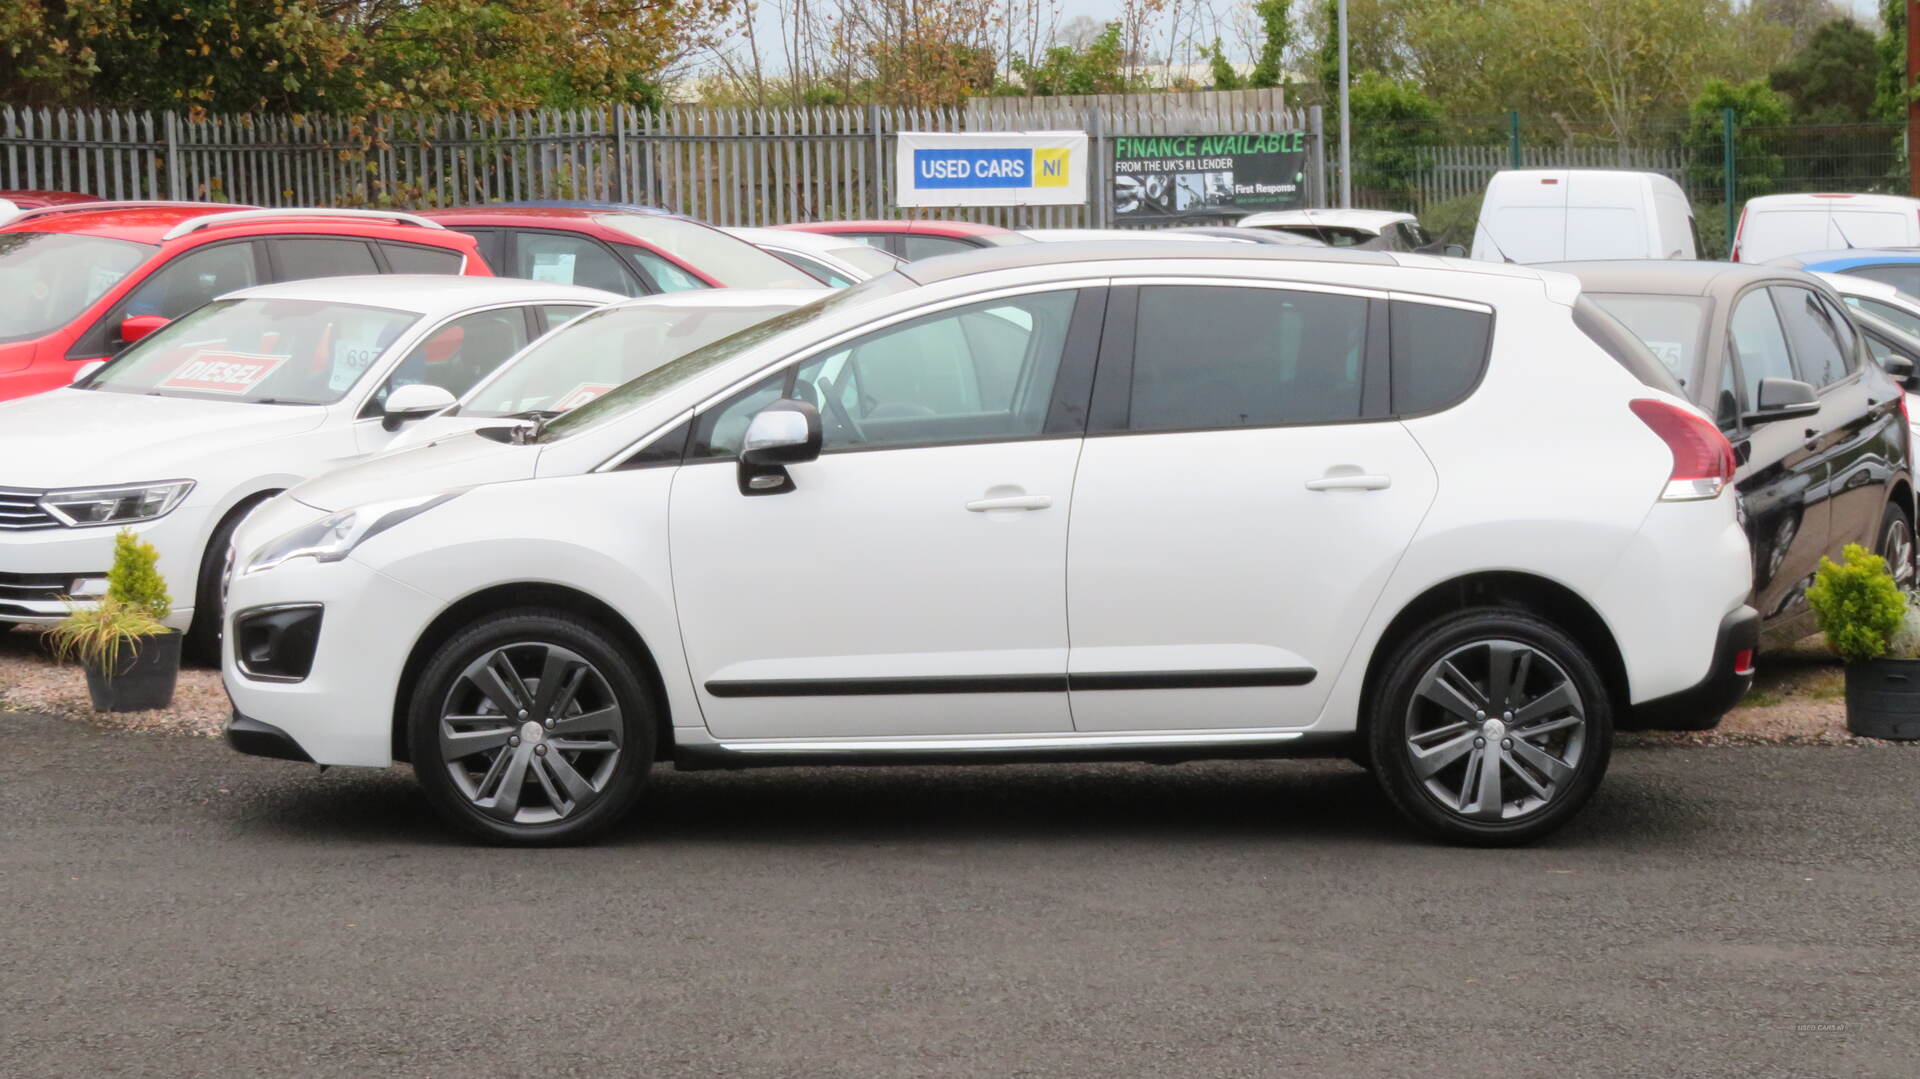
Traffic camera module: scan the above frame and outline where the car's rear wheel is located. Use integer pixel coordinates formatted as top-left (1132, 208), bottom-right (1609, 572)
top-left (1368, 608), bottom-right (1612, 846)
top-left (1877, 502), bottom-right (1914, 588)
top-left (408, 610), bottom-right (655, 845)
top-left (0, 621), bottom-right (14, 635)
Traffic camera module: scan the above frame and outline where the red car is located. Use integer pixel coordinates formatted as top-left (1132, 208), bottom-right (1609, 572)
top-left (1, 190), bottom-right (99, 214)
top-left (0, 203), bottom-right (488, 401)
top-left (774, 219), bottom-right (1033, 260)
top-left (421, 204), bottom-right (818, 295)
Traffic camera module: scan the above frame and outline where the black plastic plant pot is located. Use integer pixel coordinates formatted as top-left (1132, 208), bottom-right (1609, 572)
top-left (1843, 658), bottom-right (1920, 740)
top-left (82, 630), bottom-right (182, 713)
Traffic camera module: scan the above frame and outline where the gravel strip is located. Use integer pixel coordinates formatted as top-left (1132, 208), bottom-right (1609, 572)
top-left (1, 625), bottom-right (1912, 747)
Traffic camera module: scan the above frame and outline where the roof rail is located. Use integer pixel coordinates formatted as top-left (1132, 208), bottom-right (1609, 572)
top-left (6, 200), bottom-right (256, 226)
top-left (161, 207), bottom-right (447, 241)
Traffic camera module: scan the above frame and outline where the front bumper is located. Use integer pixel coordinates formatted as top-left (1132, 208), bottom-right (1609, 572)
top-left (225, 712), bottom-right (315, 762)
top-left (0, 505), bottom-right (210, 629)
top-left (1622, 605), bottom-right (1760, 731)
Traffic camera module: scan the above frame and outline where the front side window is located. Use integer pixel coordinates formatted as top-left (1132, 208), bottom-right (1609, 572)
top-left (71, 240), bottom-right (261, 358)
top-left (463, 301), bottom-right (801, 419)
top-left (1773, 285), bottom-right (1852, 388)
top-left (1127, 285), bottom-right (1368, 432)
top-left (511, 232), bottom-right (640, 294)
top-left (364, 307), bottom-right (533, 414)
top-left (0, 232), bottom-right (155, 343)
top-left (1728, 288), bottom-right (1796, 407)
top-left (85, 298), bottom-right (417, 404)
top-left (697, 290), bottom-right (1080, 456)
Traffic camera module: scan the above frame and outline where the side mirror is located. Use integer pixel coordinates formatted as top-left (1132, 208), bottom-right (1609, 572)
top-left (1441, 243), bottom-right (1467, 258)
top-left (1882, 353), bottom-right (1920, 390)
top-left (1742, 377), bottom-right (1821, 425)
top-left (119, 314), bottom-right (170, 346)
top-left (738, 398), bottom-right (821, 495)
top-left (71, 359), bottom-right (107, 385)
top-left (381, 383), bottom-right (457, 431)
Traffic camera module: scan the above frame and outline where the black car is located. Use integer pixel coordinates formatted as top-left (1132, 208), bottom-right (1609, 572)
top-left (1547, 261), bottom-right (1917, 645)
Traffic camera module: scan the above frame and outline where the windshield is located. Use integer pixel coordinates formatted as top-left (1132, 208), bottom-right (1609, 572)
top-left (535, 275), bottom-right (912, 443)
top-left (823, 243), bottom-right (902, 278)
top-left (596, 213), bottom-right (820, 290)
top-left (1584, 292), bottom-right (1713, 386)
top-left (87, 298), bottom-right (419, 403)
top-left (463, 301), bottom-right (807, 418)
top-left (0, 232), bottom-right (155, 342)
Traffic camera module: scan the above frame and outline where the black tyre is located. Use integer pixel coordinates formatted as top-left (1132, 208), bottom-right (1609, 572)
top-left (1877, 501), bottom-right (1914, 589)
top-left (0, 622), bottom-right (14, 635)
top-left (182, 500), bottom-right (268, 667)
top-left (1368, 608), bottom-right (1613, 846)
top-left (408, 609), bottom-right (655, 845)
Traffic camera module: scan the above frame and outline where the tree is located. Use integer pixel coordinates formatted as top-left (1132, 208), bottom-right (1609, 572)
top-left (1012, 22), bottom-right (1142, 96)
top-left (1245, 0), bottom-right (1292, 89)
top-left (1752, 0), bottom-right (1855, 51)
top-left (1875, 0), bottom-right (1908, 123)
top-left (1770, 18), bottom-right (1879, 123)
top-left (1346, 73), bottom-right (1443, 204)
top-left (1684, 78), bottom-right (1789, 205)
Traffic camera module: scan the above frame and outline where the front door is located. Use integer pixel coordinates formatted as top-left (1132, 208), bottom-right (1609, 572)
top-left (669, 286), bottom-right (1103, 740)
top-left (1065, 282), bottom-right (1444, 731)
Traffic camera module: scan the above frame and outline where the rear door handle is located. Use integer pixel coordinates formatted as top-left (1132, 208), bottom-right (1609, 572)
top-left (1305, 474), bottom-right (1391, 492)
top-left (965, 494), bottom-right (1052, 512)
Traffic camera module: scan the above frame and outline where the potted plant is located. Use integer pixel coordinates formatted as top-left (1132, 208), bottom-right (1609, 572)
top-left (47, 529), bottom-right (181, 713)
top-left (1805, 543), bottom-right (1920, 740)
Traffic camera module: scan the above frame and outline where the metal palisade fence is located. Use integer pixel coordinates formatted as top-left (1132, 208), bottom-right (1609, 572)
top-left (0, 100), bottom-right (1321, 229)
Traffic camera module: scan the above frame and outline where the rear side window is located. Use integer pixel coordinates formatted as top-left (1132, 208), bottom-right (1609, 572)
top-left (1571, 297), bottom-right (1685, 397)
top-left (1855, 296), bottom-right (1920, 336)
top-left (1128, 285), bottom-right (1367, 431)
top-left (1390, 301), bottom-right (1491, 415)
top-left (1846, 264), bottom-right (1920, 302)
top-left (381, 242), bottom-right (462, 274)
top-left (271, 238), bottom-right (379, 280)
top-left (901, 235), bottom-right (976, 260)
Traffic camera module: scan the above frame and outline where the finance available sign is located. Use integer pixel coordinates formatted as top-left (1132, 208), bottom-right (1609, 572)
top-left (1112, 131), bottom-right (1309, 222)
top-left (896, 131), bottom-right (1088, 207)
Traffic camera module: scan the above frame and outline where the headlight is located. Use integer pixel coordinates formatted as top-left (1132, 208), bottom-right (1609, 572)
top-left (40, 480), bottom-right (195, 527)
top-left (243, 492), bottom-right (461, 576)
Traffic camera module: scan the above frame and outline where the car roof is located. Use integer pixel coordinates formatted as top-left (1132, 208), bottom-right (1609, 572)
top-left (1020, 228), bottom-right (1241, 243)
top-left (724, 226), bottom-right (875, 253)
top-left (776, 219), bottom-right (1030, 242)
top-left (1536, 259), bottom-right (1826, 299)
top-left (896, 239), bottom-right (1397, 286)
top-left (218, 274), bottom-right (622, 314)
top-left (1746, 192), bottom-right (1920, 209)
top-left (1773, 249), bottom-right (1920, 270)
top-left (0, 203), bottom-right (474, 249)
top-left (599, 287), bottom-right (827, 313)
top-left (1813, 271), bottom-right (1901, 300)
top-left (0, 189), bottom-right (97, 208)
top-left (1238, 209), bottom-right (1413, 231)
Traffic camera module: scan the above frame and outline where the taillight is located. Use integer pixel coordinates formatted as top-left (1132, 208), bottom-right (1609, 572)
top-left (1733, 648), bottom-right (1755, 676)
top-left (1629, 399), bottom-right (1737, 501)
top-left (1730, 208), bottom-right (1747, 261)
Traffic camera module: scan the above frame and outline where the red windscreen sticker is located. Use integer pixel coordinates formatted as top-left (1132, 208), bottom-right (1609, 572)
top-left (158, 351), bottom-right (290, 395)
top-left (554, 383), bottom-right (617, 411)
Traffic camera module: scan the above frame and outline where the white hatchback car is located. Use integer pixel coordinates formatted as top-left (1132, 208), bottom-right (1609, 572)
top-left (223, 242), bottom-right (1758, 846)
top-left (0, 275), bottom-right (618, 659)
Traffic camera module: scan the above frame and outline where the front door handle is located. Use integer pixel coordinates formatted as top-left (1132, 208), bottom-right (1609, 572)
top-left (1305, 474), bottom-right (1391, 492)
top-left (966, 494), bottom-right (1052, 512)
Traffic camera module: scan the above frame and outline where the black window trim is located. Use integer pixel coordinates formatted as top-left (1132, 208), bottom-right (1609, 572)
top-left (680, 283), bottom-right (1110, 463)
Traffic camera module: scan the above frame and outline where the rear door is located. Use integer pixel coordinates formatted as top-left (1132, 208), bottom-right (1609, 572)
top-left (1063, 281), bottom-right (1445, 731)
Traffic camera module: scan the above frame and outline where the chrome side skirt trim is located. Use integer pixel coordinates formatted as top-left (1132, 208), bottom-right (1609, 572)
top-left (714, 730), bottom-right (1307, 755)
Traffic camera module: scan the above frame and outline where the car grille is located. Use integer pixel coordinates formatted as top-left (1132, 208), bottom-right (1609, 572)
top-left (0, 571), bottom-right (87, 604)
top-left (0, 488), bottom-right (58, 531)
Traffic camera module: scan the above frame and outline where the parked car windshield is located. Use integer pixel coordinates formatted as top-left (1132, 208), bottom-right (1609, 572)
top-left (462, 300), bottom-right (809, 418)
top-left (0, 232), bottom-right (155, 343)
top-left (1583, 292), bottom-right (1713, 386)
top-left (84, 297), bottom-right (419, 404)
top-left (535, 275), bottom-right (912, 443)
top-left (595, 213), bottom-right (820, 290)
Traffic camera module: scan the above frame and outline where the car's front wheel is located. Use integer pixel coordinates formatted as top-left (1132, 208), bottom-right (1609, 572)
top-left (1877, 502), bottom-right (1914, 588)
top-left (1368, 609), bottom-right (1613, 846)
top-left (408, 610), bottom-right (655, 845)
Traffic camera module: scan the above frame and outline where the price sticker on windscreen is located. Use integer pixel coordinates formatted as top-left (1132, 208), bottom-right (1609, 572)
top-left (159, 351), bottom-right (289, 395)
top-left (1646, 340), bottom-right (1685, 370)
top-left (530, 252), bottom-right (578, 285)
top-left (553, 383), bottom-right (617, 411)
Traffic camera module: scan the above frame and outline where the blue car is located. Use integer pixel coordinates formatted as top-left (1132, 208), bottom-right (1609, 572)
top-left (1769, 249), bottom-right (1920, 300)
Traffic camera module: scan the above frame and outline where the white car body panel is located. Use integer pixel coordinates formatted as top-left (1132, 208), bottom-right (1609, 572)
top-left (1473, 169), bottom-right (1697, 263)
top-left (1734, 193), bottom-right (1920, 264)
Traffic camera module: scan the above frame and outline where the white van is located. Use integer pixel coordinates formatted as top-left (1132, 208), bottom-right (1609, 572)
top-left (1730, 193), bottom-right (1920, 264)
top-left (1471, 169), bottom-right (1698, 263)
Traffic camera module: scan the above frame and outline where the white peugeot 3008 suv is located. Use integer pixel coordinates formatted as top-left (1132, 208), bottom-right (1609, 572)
top-left (223, 243), bottom-right (1758, 846)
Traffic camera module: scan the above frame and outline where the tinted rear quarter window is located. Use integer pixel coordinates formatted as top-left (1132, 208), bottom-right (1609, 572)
top-left (381, 242), bottom-right (463, 274)
top-left (1390, 301), bottom-right (1491, 415)
top-left (271, 238), bottom-right (380, 280)
top-left (1571, 297), bottom-right (1685, 397)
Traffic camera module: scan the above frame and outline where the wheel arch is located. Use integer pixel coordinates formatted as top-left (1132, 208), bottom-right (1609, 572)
top-left (1356, 571), bottom-right (1630, 738)
top-left (390, 582), bottom-right (673, 764)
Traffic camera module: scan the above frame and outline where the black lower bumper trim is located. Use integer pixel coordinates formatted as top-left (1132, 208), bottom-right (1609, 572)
top-left (1623, 605), bottom-right (1760, 731)
top-left (225, 712), bottom-right (315, 763)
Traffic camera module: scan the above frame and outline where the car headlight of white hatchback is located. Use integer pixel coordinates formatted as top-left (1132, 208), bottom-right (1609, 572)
top-left (243, 492), bottom-right (462, 576)
top-left (40, 480), bottom-right (195, 527)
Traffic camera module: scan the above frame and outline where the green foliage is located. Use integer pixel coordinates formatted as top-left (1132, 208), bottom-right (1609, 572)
top-left (46, 596), bottom-right (170, 672)
top-left (1875, 0), bottom-right (1908, 123)
top-left (1693, 203), bottom-right (1729, 261)
top-left (107, 529), bottom-right (171, 623)
top-left (1346, 73), bottom-right (1445, 205)
top-left (1011, 23), bottom-right (1143, 97)
top-left (1418, 193), bottom-right (1483, 249)
top-left (1246, 0), bottom-right (1293, 90)
top-left (1807, 544), bottom-right (1907, 663)
top-left (1770, 19), bottom-right (1879, 123)
top-left (1201, 39), bottom-right (1242, 91)
top-left (1684, 79), bottom-right (1789, 205)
